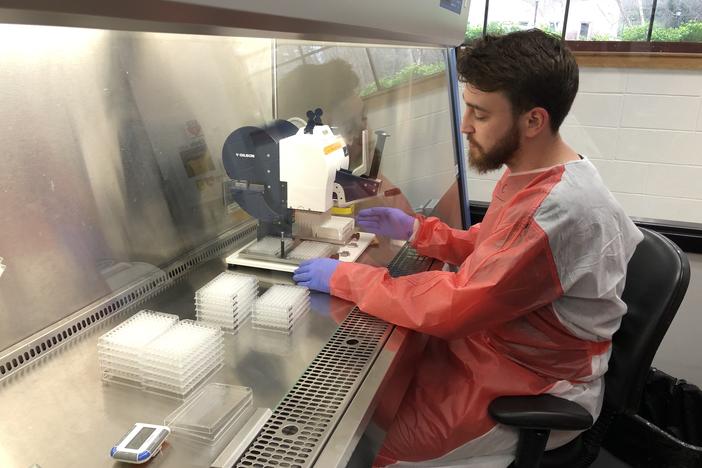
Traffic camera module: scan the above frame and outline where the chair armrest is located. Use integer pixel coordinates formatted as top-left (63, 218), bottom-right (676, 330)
top-left (488, 394), bottom-right (593, 431)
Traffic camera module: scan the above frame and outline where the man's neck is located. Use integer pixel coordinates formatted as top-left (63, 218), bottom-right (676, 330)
top-left (506, 134), bottom-right (580, 174)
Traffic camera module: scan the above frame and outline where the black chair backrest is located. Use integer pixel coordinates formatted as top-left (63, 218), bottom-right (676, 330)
top-left (605, 228), bottom-right (690, 415)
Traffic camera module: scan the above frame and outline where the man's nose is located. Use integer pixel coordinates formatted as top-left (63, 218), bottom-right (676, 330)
top-left (461, 118), bottom-right (475, 135)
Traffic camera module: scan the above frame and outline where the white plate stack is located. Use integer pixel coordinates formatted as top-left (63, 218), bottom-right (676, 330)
top-left (98, 310), bottom-right (179, 387)
top-left (287, 241), bottom-right (336, 261)
top-left (164, 383), bottom-right (254, 445)
top-left (141, 320), bottom-right (224, 398)
top-left (317, 216), bottom-right (355, 242)
top-left (252, 285), bottom-right (310, 334)
top-left (195, 272), bottom-right (258, 333)
top-left (246, 236), bottom-right (294, 257)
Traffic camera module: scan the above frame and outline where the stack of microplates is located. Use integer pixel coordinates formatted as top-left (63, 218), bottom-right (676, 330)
top-left (141, 320), bottom-right (224, 398)
top-left (98, 311), bottom-right (224, 398)
top-left (164, 383), bottom-right (254, 445)
top-left (98, 310), bottom-right (179, 388)
top-left (286, 240), bottom-right (336, 261)
top-left (244, 236), bottom-right (294, 257)
top-left (252, 284), bottom-right (310, 334)
top-left (195, 272), bottom-right (258, 333)
top-left (317, 216), bottom-right (355, 242)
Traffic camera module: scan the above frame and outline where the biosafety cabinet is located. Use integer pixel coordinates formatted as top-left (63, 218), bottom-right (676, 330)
top-left (0, 2), bottom-right (471, 466)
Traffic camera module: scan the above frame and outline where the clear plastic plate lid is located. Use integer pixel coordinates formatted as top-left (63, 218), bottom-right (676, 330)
top-left (165, 383), bottom-right (253, 437)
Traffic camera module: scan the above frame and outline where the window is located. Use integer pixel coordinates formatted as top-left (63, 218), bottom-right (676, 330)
top-left (364, 48), bottom-right (446, 95)
top-left (275, 42), bottom-right (446, 98)
top-left (467, 0), bottom-right (702, 52)
top-left (482, 0), bottom-right (565, 37)
top-left (466, 0), bottom-right (488, 41)
top-left (565, 0), bottom-right (655, 41)
top-left (651, 0), bottom-right (702, 42)
top-left (579, 22), bottom-right (590, 39)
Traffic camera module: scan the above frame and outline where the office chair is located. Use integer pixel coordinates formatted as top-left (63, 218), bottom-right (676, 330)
top-left (488, 228), bottom-right (691, 468)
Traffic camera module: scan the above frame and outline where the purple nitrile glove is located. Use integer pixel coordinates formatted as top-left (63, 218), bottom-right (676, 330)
top-left (292, 258), bottom-right (340, 294)
top-left (356, 207), bottom-right (415, 240)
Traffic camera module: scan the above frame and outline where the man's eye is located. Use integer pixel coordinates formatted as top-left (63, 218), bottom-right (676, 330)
top-left (474, 115), bottom-right (487, 121)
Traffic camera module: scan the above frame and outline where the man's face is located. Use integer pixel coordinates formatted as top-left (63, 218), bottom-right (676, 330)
top-left (461, 84), bottom-right (521, 174)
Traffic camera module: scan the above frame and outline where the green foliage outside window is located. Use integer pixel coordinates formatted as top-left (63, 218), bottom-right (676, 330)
top-left (360, 62), bottom-right (447, 96)
top-left (466, 23), bottom-right (522, 41)
top-left (633, 20), bottom-right (702, 41)
top-left (467, 20), bottom-right (702, 43)
top-left (465, 22), bottom-right (561, 42)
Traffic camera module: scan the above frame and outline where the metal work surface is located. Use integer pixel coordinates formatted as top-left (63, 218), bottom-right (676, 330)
top-left (0, 258), bottom-right (358, 468)
top-left (0, 243), bottom-right (435, 468)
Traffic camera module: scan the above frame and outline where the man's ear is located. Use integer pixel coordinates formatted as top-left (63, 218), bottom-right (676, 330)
top-left (523, 107), bottom-right (550, 138)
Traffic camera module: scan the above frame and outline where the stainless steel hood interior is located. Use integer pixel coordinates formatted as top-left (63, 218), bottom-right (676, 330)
top-left (0, 0), bottom-right (470, 47)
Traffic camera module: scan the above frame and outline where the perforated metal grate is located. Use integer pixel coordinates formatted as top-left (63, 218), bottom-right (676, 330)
top-left (235, 309), bottom-right (391, 468)
top-left (235, 242), bottom-right (433, 468)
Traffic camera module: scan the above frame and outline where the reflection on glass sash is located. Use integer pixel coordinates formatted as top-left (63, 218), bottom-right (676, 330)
top-left (275, 40), bottom-right (461, 231)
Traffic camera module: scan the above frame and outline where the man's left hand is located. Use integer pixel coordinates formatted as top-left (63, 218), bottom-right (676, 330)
top-left (292, 258), bottom-right (340, 293)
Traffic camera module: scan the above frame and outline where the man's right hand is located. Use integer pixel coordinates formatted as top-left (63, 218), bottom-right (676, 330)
top-left (356, 207), bottom-right (416, 240)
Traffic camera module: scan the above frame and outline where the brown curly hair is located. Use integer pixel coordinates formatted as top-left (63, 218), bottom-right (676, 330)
top-left (458, 29), bottom-right (579, 132)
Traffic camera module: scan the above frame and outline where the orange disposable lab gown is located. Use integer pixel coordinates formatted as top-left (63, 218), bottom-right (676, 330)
top-left (330, 159), bottom-right (643, 465)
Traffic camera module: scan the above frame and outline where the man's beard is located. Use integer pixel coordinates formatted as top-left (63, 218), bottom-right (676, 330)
top-left (468, 122), bottom-right (520, 174)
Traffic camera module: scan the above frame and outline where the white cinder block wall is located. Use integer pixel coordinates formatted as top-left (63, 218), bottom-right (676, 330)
top-left (469, 67), bottom-right (702, 223)
top-left (468, 67), bottom-right (702, 386)
top-left (365, 75), bottom-right (457, 210)
top-left (565, 68), bottom-right (702, 225)
top-left (366, 68), bottom-right (702, 387)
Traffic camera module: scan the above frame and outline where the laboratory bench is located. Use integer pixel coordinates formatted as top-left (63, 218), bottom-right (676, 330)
top-left (0, 249), bottom-right (424, 468)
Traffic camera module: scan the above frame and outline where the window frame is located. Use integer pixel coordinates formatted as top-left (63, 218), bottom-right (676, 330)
top-left (471, 0), bottom-right (702, 54)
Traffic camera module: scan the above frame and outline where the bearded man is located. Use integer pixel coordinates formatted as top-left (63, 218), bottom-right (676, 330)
top-left (294, 29), bottom-right (643, 467)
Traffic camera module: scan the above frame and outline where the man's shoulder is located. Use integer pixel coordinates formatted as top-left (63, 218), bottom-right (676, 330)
top-left (533, 160), bottom-right (640, 248)
top-left (536, 160), bottom-right (620, 220)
